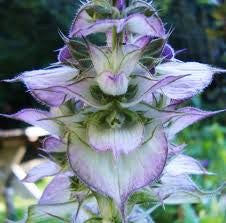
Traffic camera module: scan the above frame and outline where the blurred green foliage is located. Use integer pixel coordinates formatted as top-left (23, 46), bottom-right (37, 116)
top-left (0, 0), bottom-right (75, 128)
top-left (155, 0), bottom-right (226, 112)
top-left (0, 0), bottom-right (225, 222)
top-left (152, 120), bottom-right (226, 223)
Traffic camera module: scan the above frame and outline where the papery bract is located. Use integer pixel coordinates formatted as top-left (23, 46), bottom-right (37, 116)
top-left (156, 62), bottom-right (226, 99)
top-left (87, 110), bottom-right (144, 157)
top-left (89, 44), bottom-right (141, 95)
top-left (5, 66), bottom-right (79, 107)
top-left (68, 126), bottom-right (168, 211)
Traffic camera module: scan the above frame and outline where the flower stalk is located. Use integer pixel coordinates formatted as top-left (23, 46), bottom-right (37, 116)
top-left (112, 26), bottom-right (118, 53)
top-left (95, 194), bottom-right (120, 223)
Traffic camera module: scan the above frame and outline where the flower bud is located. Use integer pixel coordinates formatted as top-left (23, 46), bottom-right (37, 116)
top-left (97, 71), bottom-right (129, 95)
top-left (117, 0), bottom-right (126, 11)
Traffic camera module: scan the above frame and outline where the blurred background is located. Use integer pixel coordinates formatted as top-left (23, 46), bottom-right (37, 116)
top-left (0, 0), bottom-right (225, 222)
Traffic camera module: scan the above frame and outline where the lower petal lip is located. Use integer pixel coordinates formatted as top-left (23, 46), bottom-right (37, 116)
top-left (86, 110), bottom-right (145, 157)
top-left (97, 71), bottom-right (129, 96)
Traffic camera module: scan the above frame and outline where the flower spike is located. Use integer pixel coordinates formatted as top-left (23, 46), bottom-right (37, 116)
top-left (2, 0), bottom-right (226, 222)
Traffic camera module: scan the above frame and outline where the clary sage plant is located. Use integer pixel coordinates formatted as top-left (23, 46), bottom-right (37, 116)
top-left (3, 0), bottom-right (226, 222)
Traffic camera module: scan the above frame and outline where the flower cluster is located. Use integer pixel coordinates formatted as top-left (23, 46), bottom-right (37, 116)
top-left (3, 0), bottom-right (226, 222)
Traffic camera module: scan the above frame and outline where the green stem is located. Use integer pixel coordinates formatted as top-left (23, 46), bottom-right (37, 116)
top-left (102, 220), bottom-right (112, 223)
top-left (113, 0), bottom-right (117, 6)
top-left (94, 193), bottom-right (119, 222)
top-left (112, 26), bottom-right (117, 51)
top-left (112, 26), bottom-right (119, 72)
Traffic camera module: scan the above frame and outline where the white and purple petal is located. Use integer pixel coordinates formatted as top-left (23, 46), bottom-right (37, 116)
top-left (1, 109), bottom-right (61, 136)
top-left (157, 174), bottom-right (224, 205)
top-left (71, 11), bottom-right (164, 39)
top-left (118, 14), bottom-right (165, 37)
top-left (87, 111), bottom-right (144, 158)
top-left (70, 8), bottom-right (118, 37)
top-left (23, 161), bottom-right (61, 183)
top-left (118, 49), bottom-right (142, 76)
top-left (6, 66), bottom-right (78, 107)
top-left (132, 35), bottom-right (152, 48)
top-left (11, 72), bottom-right (111, 108)
top-left (97, 71), bottom-right (129, 95)
top-left (168, 144), bottom-right (186, 157)
top-left (161, 44), bottom-right (175, 60)
top-left (120, 69), bottom-right (188, 108)
top-left (68, 126), bottom-right (167, 214)
top-left (166, 107), bottom-right (225, 139)
top-left (88, 44), bottom-right (110, 74)
top-left (58, 46), bottom-right (73, 63)
top-left (70, 9), bottom-right (93, 37)
top-left (42, 136), bottom-right (66, 153)
top-left (164, 154), bottom-right (214, 176)
top-left (137, 105), bottom-right (225, 140)
top-left (39, 172), bottom-right (73, 205)
top-left (55, 76), bottom-right (112, 108)
top-left (156, 62), bottom-right (226, 99)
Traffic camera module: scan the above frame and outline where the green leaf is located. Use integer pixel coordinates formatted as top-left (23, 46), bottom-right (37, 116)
top-left (93, 0), bottom-right (112, 9)
top-left (126, 0), bottom-right (155, 16)
top-left (84, 217), bottom-right (103, 223)
top-left (183, 204), bottom-right (200, 223)
top-left (142, 38), bottom-right (166, 57)
top-left (127, 189), bottom-right (157, 212)
top-left (24, 202), bottom-right (78, 223)
top-left (67, 38), bottom-right (92, 69)
top-left (86, 1), bottom-right (115, 19)
top-left (94, 193), bottom-right (120, 222)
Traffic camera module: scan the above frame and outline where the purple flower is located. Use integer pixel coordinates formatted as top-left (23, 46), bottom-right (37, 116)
top-left (70, 3), bottom-right (165, 39)
top-left (117, 0), bottom-right (126, 11)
